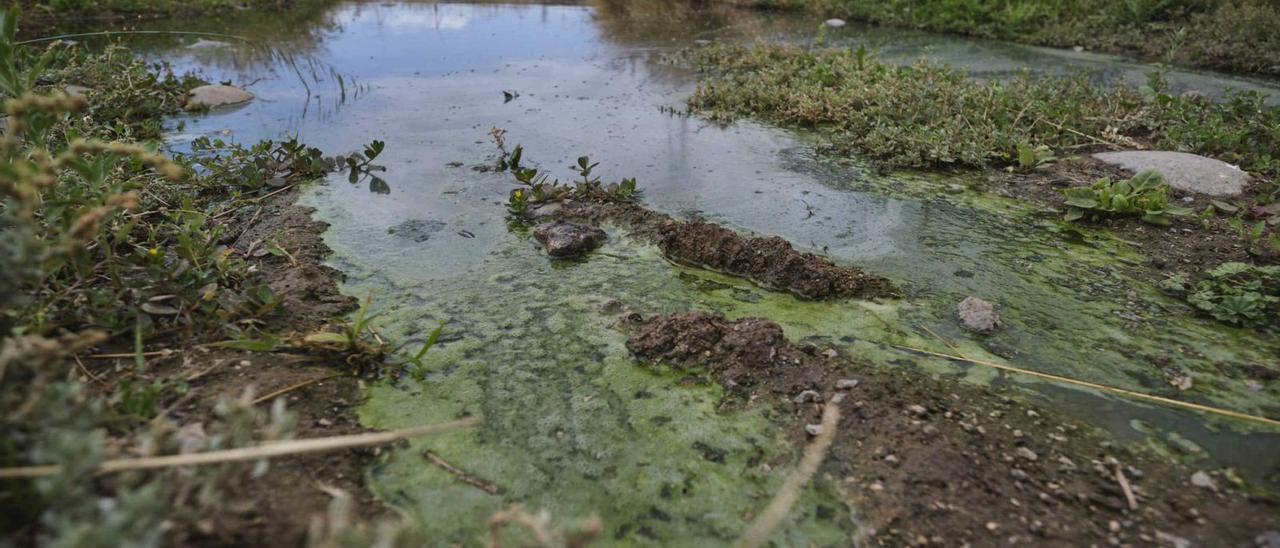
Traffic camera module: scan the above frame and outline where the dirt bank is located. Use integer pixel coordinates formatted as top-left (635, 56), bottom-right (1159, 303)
top-left (81, 189), bottom-right (386, 546)
top-left (626, 311), bottom-right (1280, 546)
top-left (536, 199), bottom-right (897, 299)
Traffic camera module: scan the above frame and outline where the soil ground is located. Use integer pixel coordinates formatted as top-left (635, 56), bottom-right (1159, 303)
top-left (991, 155), bottom-right (1278, 281)
top-left (535, 198), bottom-right (897, 299)
top-left (77, 189), bottom-right (387, 547)
top-left (626, 311), bottom-right (1280, 546)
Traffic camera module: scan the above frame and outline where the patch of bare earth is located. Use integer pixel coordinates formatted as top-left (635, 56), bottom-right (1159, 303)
top-left (535, 199), bottom-right (897, 299)
top-left (625, 311), bottom-right (1280, 546)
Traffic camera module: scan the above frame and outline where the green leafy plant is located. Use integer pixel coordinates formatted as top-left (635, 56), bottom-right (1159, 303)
top-left (1226, 216), bottom-right (1269, 256)
top-left (1061, 170), bottom-right (1191, 225)
top-left (492, 135), bottom-right (642, 217)
top-left (1013, 141), bottom-right (1055, 171)
top-left (1165, 262), bottom-right (1280, 326)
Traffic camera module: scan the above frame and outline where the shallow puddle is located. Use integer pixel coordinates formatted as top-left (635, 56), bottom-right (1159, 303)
top-left (94, 0), bottom-right (1280, 540)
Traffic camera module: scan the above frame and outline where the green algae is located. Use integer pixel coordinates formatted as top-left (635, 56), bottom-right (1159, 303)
top-left (332, 227), bottom-right (857, 545)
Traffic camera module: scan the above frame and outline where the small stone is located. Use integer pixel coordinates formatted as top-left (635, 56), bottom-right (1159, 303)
top-left (1155, 530), bottom-right (1192, 548)
top-left (907, 404), bottom-right (928, 416)
top-left (1016, 447), bottom-right (1039, 461)
top-left (823, 18), bottom-right (846, 27)
top-left (316, 418), bottom-right (333, 427)
top-left (805, 424), bottom-right (824, 436)
top-left (63, 85), bottom-right (92, 99)
top-left (868, 482), bottom-right (883, 492)
top-left (921, 425), bottom-right (939, 436)
top-left (986, 522), bottom-right (999, 531)
top-left (793, 390), bottom-right (821, 403)
top-left (823, 348), bottom-right (839, 359)
top-left (1254, 531), bottom-right (1280, 548)
top-left (528, 202), bottom-right (564, 219)
top-left (958, 296), bottom-right (1001, 333)
top-left (532, 221), bottom-right (607, 259)
top-left (186, 84), bottom-right (255, 110)
top-left (884, 454), bottom-right (899, 464)
top-left (835, 379), bottom-right (859, 390)
top-left (1190, 470), bottom-right (1217, 490)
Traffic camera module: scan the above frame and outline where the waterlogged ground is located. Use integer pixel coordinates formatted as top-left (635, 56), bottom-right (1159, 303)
top-left (121, 0), bottom-right (1280, 541)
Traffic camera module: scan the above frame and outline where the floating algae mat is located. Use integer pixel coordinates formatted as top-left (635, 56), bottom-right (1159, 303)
top-left (134, 0), bottom-right (1280, 540)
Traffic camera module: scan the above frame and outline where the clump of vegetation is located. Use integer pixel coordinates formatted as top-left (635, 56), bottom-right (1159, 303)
top-left (491, 128), bottom-right (639, 217)
top-left (1163, 262), bottom-right (1280, 327)
top-left (682, 43), bottom-right (1280, 177)
top-left (0, 8), bottom-right (393, 544)
top-left (1061, 170), bottom-right (1191, 226)
top-left (734, 0), bottom-right (1280, 77)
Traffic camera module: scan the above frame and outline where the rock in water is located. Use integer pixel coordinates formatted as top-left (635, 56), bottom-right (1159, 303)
top-left (532, 222), bottom-right (606, 259)
top-left (958, 296), bottom-right (1001, 333)
top-left (1093, 151), bottom-right (1248, 197)
top-left (387, 219), bottom-right (446, 243)
top-left (186, 84), bottom-right (254, 110)
top-left (824, 18), bottom-right (846, 27)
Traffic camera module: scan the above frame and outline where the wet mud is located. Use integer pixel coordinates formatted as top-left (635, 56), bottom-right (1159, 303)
top-left (538, 198), bottom-right (897, 299)
top-left (626, 312), bottom-right (1280, 547)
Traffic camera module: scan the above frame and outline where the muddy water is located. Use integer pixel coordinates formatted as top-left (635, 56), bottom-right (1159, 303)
top-left (119, 0), bottom-right (1280, 542)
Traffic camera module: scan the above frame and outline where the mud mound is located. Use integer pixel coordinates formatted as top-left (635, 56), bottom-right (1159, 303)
top-left (542, 199), bottom-right (897, 299)
top-left (625, 311), bottom-right (828, 393)
top-left (625, 312), bottom-right (1280, 547)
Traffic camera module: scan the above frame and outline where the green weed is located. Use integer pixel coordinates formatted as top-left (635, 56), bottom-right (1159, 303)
top-left (1164, 262), bottom-right (1280, 326)
top-left (1061, 170), bottom-right (1191, 226)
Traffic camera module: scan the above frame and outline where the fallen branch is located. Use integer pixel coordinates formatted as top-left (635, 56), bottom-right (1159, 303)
top-left (736, 400), bottom-right (842, 548)
top-left (251, 373), bottom-right (348, 405)
top-left (1115, 464), bottom-right (1138, 511)
top-left (424, 450), bottom-right (504, 495)
top-left (0, 417), bottom-right (479, 479)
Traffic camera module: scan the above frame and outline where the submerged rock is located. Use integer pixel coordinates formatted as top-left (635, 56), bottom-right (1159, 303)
top-left (186, 84), bottom-right (254, 110)
top-left (958, 296), bottom-right (1001, 333)
top-left (532, 221), bottom-right (606, 258)
top-left (1093, 151), bottom-right (1248, 197)
top-left (387, 219), bottom-right (446, 243)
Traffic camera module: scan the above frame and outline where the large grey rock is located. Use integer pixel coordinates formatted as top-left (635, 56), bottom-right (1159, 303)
top-left (958, 296), bottom-right (1001, 333)
top-left (186, 84), bottom-right (254, 109)
top-left (1093, 151), bottom-right (1248, 197)
top-left (533, 222), bottom-right (606, 259)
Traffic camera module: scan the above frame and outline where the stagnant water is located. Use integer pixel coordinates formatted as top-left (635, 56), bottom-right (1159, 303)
top-left (89, 0), bottom-right (1280, 542)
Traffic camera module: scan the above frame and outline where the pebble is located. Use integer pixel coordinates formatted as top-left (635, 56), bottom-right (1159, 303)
top-left (835, 379), bottom-right (859, 390)
top-left (1016, 447), bottom-right (1039, 461)
top-left (805, 424), bottom-right (824, 436)
top-left (824, 18), bottom-right (846, 27)
top-left (907, 404), bottom-right (928, 416)
top-left (1190, 470), bottom-right (1217, 490)
top-left (957, 296), bottom-right (1002, 333)
top-left (793, 390), bottom-right (821, 403)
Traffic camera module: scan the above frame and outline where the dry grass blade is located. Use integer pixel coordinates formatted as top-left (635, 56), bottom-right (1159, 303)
top-left (251, 373), bottom-right (348, 405)
top-left (736, 401), bottom-right (841, 548)
top-left (0, 417), bottom-right (480, 479)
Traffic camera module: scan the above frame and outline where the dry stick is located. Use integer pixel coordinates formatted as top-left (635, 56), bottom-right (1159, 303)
top-left (736, 401), bottom-right (842, 548)
top-left (1115, 465), bottom-right (1139, 511)
top-left (83, 350), bottom-right (174, 360)
top-left (0, 417), bottom-right (479, 479)
top-left (888, 344), bottom-right (1280, 428)
top-left (251, 373), bottom-right (348, 405)
top-left (488, 504), bottom-right (553, 548)
top-left (424, 450), bottom-right (504, 495)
